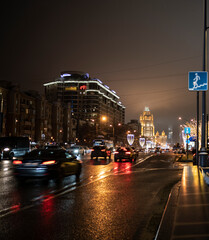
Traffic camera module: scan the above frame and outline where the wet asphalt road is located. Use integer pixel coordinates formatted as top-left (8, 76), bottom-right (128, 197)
top-left (0, 153), bottom-right (183, 240)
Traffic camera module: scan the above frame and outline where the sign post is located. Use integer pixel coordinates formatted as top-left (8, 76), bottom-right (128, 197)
top-left (189, 71), bottom-right (208, 166)
top-left (184, 128), bottom-right (191, 160)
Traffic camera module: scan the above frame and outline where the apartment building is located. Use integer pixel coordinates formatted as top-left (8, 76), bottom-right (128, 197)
top-left (44, 71), bottom-right (125, 129)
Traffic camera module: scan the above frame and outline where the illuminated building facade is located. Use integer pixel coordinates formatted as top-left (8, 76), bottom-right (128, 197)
top-left (44, 71), bottom-right (125, 128)
top-left (139, 107), bottom-right (155, 137)
top-left (155, 131), bottom-right (167, 148)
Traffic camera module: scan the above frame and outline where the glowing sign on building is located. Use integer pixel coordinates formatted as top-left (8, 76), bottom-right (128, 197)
top-left (80, 85), bottom-right (87, 90)
top-left (65, 87), bottom-right (77, 91)
top-left (61, 73), bottom-right (72, 78)
top-left (127, 134), bottom-right (134, 145)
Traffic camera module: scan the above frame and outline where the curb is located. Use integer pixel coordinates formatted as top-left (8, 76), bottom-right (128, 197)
top-left (199, 166), bottom-right (209, 185)
top-left (154, 181), bottom-right (181, 240)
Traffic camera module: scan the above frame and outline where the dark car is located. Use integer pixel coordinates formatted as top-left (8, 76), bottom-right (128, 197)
top-left (155, 147), bottom-right (162, 154)
top-left (43, 144), bottom-right (64, 150)
top-left (114, 147), bottom-right (137, 162)
top-left (131, 147), bottom-right (139, 158)
top-left (12, 149), bottom-right (82, 181)
top-left (91, 145), bottom-right (111, 160)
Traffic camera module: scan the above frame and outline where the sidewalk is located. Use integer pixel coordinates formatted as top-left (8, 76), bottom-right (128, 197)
top-left (156, 163), bottom-right (209, 240)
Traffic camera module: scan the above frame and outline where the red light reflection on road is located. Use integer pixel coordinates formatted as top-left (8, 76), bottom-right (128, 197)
top-left (11, 204), bottom-right (20, 213)
top-left (41, 195), bottom-right (55, 222)
top-left (113, 162), bottom-right (132, 174)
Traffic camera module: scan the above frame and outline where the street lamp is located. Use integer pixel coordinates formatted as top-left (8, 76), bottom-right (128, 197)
top-left (96, 115), bottom-right (107, 137)
top-left (101, 116), bottom-right (107, 122)
top-left (109, 124), bottom-right (115, 142)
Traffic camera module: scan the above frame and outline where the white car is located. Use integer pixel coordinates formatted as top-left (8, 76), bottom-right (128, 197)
top-left (83, 146), bottom-right (91, 154)
top-left (68, 145), bottom-right (85, 156)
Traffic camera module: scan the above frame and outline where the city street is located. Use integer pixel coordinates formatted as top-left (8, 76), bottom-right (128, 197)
top-left (0, 152), bottom-right (183, 240)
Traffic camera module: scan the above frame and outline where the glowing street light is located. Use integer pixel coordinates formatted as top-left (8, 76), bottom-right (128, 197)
top-left (101, 116), bottom-right (107, 122)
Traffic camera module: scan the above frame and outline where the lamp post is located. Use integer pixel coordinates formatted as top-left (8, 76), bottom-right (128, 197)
top-left (202, 0), bottom-right (207, 148)
top-left (110, 124), bottom-right (115, 143)
top-left (96, 115), bottom-right (107, 137)
top-left (178, 117), bottom-right (183, 144)
top-left (199, 0), bottom-right (208, 167)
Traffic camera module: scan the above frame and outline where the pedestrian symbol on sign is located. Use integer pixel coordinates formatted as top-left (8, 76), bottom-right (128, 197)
top-left (193, 73), bottom-right (200, 88)
top-left (188, 71), bottom-right (208, 91)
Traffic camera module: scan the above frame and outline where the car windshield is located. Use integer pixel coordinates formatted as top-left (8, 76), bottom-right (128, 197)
top-left (70, 146), bottom-right (79, 149)
top-left (94, 146), bottom-right (105, 150)
top-left (117, 147), bottom-right (129, 151)
top-left (44, 145), bottom-right (61, 149)
top-left (23, 149), bottom-right (63, 159)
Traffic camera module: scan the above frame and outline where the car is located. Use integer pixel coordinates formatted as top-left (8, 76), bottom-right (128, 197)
top-left (0, 137), bottom-right (30, 160)
top-left (155, 147), bottom-right (162, 154)
top-left (83, 146), bottom-right (91, 154)
top-left (43, 144), bottom-right (64, 150)
top-left (131, 147), bottom-right (139, 158)
top-left (114, 147), bottom-right (137, 162)
top-left (12, 149), bottom-right (82, 182)
top-left (67, 145), bottom-right (85, 156)
top-left (91, 145), bottom-right (111, 160)
top-left (149, 148), bottom-right (155, 153)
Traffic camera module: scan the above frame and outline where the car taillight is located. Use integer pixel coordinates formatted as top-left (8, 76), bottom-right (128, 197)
top-left (91, 149), bottom-right (94, 151)
top-left (13, 160), bottom-right (22, 165)
top-left (125, 151), bottom-right (131, 155)
top-left (42, 160), bottom-right (56, 165)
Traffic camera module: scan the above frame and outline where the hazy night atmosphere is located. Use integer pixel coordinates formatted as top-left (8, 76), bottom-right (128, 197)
top-left (0, 0), bottom-right (206, 139)
top-left (1, 1), bottom-right (209, 240)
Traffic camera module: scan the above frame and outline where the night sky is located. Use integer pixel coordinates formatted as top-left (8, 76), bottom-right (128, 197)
top-left (0, 0), bottom-right (207, 140)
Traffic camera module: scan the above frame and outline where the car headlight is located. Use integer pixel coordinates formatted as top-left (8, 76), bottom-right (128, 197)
top-left (4, 148), bottom-right (10, 151)
top-left (74, 150), bottom-right (79, 154)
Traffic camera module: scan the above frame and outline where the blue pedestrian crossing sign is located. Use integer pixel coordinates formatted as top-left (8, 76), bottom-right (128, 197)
top-left (188, 71), bottom-right (208, 91)
top-left (184, 127), bottom-right (191, 135)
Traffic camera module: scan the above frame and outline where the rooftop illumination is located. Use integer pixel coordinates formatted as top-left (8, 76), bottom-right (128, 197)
top-left (61, 73), bottom-right (72, 77)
